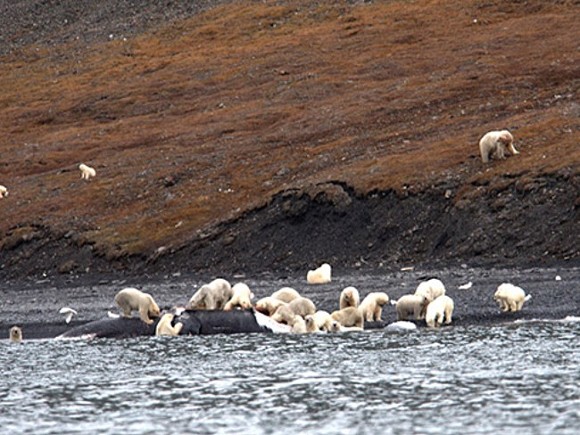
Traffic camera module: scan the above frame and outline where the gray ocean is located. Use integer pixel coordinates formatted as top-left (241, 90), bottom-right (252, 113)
top-left (1, 318), bottom-right (579, 434)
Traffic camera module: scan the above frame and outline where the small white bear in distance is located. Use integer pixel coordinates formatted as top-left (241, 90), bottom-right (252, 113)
top-left (79, 163), bottom-right (96, 180)
top-left (479, 130), bottom-right (519, 163)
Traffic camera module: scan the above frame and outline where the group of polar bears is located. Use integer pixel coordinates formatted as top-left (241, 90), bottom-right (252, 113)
top-left (107, 276), bottom-right (532, 338)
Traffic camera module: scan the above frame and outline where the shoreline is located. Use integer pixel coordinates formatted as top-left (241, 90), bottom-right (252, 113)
top-left (2, 264), bottom-right (578, 340)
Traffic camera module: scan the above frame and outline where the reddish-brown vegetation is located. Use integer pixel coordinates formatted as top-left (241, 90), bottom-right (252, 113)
top-left (0, 0), bottom-right (578, 277)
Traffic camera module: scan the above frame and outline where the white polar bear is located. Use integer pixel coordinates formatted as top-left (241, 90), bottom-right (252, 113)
top-left (307, 263), bottom-right (332, 284)
top-left (494, 283), bottom-right (531, 312)
top-left (254, 296), bottom-right (287, 316)
top-left (223, 282), bottom-right (255, 310)
top-left (79, 163), bottom-right (97, 180)
top-left (155, 313), bottom-right (183, 336)
top-left (339, 286), bottom-right (360, 310)
top-left (0, 185), bottom-right (8, 198)
top-left (414, 278), bottom-right (446, 319)
top-left (271, 287), bottom-right (301, 303)
top-left (187, 278), bottom-right (233, 310)
top-left (114, 287), bottom-right (161, 324)
top-left (425, 295), bottom-right (455, 328)
top-left (359, 292), bottom-right (390, 322)
top-left (391, 294), bottom-right (429, 321)
top-left (9, 326), bottom-right (22, 343)
top-left (287, 296), bottom-right (316, 318)
top-left (305, 310), bottom-right (334, 332)
top-left (479, 130), bottom-right (519, 163)
top-left (331, 307), bottom-right (364, 329)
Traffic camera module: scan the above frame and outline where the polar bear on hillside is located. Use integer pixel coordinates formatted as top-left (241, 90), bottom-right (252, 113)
top-left (114, 287), bottom-right (161, 324)
top-left (494, 283), bottom-right (531, 312)
top-left (479, 130), bottom-right (519, 163)
top-left (79, 163), bottom-right (96, 180)
top-left (425, 295), bottom-right (455, 328)
top-left (0, 185), bottom-right (8, 198)
top-left (187, 278), bottom-right (233, 310)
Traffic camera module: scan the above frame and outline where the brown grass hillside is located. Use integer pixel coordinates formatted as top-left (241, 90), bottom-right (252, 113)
top-left (0, 0), bottom-right (578, 277)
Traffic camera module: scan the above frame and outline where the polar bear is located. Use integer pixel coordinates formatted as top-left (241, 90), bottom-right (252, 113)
top-left (187, 278), bottom-right (233, 310)
top-left (414, 279), bottom-right (446, 319)
top-left (223, 283), bottom-right (254, 311)
top-left (288, 296), bottom-right (316, 318)
top-left (114, 287), bottom-right (161, 324)
top-left (305, 310), bottom-right (334, 332)
top-left (255, 296), bottom-right (287, 316)
top-left (271, 287), bottom-right (301, 303)
top-left (331, 307), bottom-right (364, 329)
top-left (494, 283), bottom-right (531, 312)
top-left (339, 286), bottom-right (360, 310)
top-left (155, 313), bottom-right (183, 336)
top-left (359, 292), bottom-right (390, 322)
top-left (79, 163), bottom-right (96, 180)
top-left (479, 130), bottom-right (519, 163)
top-left (425, 295), bottom-right (455, 328)
top-left (9, 326), bottom-right (22, 343)
top-left (392, 294), bottom-right (429, 321)
top-left (307, 263), bottom-right (332, 284)
top-left (271, 305), bottom-right (296, 325)
top-left (0, 185), bottom-right (8, 198)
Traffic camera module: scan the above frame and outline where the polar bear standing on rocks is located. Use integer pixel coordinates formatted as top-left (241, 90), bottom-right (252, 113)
top-left (425, 295), bottom-right (455, 328)
top-left (339, 286), bottom-right (360, 310)
top-left (114, 288), bottom-right (161, 325)
top-left (187, 278), bottom-right (233, 310)
top-left (155, 313), bottom-right (183, 336)
top-left (494, 283), bottom-right (531, 312)
top-left (79, 163), bottom-right (96, 180)
top-left (307, 263), bottom-right (332, 284)
top-left (414, 278), bottom-right (446, 319)
top-left (224, 283), bottom-right (255, 311)
top-left (392, 294), bottom-right (429, 321)
top-left (359, 292), bottom-right (390, 322)
top-left (479, 130), bottom-right (519, 163)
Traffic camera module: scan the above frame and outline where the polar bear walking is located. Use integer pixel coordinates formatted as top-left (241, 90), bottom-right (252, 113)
top-left (479, 130), bottom-right (519, 163)
top-left (425, 295), bottom-right (455, 328)
top-left (494, 283), bottom-right (531, 312)
top-left (79, 163), bottom-right (96, 180)
top-left (114, 287), bottom-right (161, 324)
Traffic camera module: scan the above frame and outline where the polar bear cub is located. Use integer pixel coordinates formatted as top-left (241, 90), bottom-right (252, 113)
top-left (155, 313), bottom-right (183, 336)
top-left (79, 163), bottom-right (96, 180)
top-left (425, 295), bottom-right (455, 328)
top-left (307, 263), bottom-right (332, 284)
top-left (479, 130), bottom-right (519, 163)
top-left (224, 282), bottom-right (254, 310)
top-left (339, 286), bottom-right (360, 310)
top-left (187, 278), bottom-right (233, 310)
top-left (359, 292), bottom-right (390, 322)
top-left (494, 283), bottom-right (531, 312)
top-left (114, 287), bottom-right (161, 324)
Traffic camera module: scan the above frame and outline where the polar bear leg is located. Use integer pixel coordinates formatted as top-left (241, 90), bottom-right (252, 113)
top-left (139, 304), bottom-right (153, 324)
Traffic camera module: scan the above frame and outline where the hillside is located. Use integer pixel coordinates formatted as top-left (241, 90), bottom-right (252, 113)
top-left (0, 0), bottom-right (578, 279)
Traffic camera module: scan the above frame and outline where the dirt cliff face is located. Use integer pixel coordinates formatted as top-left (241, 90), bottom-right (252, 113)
top-left (0, 0), bottom-right (578, 279)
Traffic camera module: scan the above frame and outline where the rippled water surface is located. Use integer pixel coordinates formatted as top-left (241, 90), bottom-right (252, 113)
top-left (1, 320), bottom-right (579, 434)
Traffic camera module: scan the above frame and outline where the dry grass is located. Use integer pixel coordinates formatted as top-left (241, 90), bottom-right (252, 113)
top-left (0, 0), bottom-right (578, 258)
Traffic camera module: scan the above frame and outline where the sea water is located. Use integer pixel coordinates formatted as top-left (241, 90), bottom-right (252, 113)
top-left (1, 319), bottom-right (578, 434)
